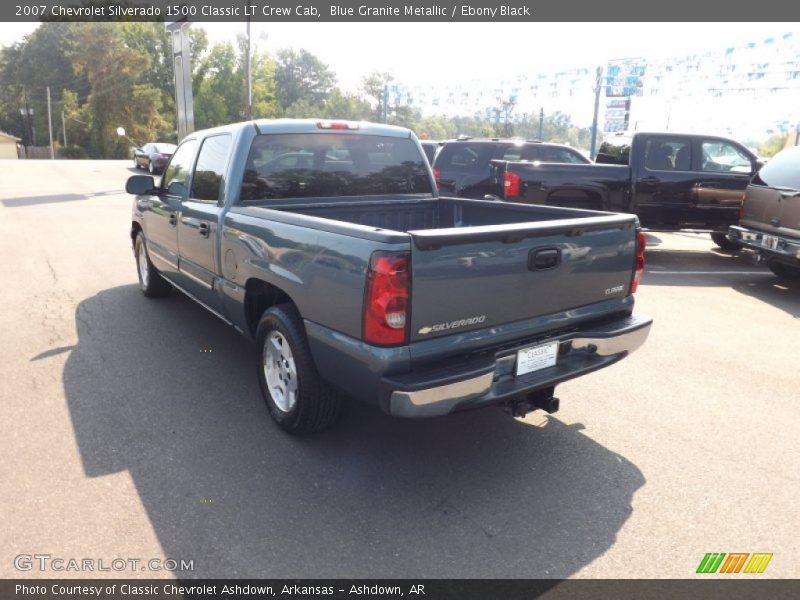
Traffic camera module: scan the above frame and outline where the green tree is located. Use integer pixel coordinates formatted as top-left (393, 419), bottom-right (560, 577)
top-left (759, 133), bottom-right (789, 158)
top-left (361, 71), bottom-right (393, 121)
top-left (274, 49), bottom-right (336, 109)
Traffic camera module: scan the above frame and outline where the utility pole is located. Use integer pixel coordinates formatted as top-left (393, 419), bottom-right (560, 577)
top-left (589, 66), bottom-right (603, 160)
top-left (538, 107), bottom-right (544, 140)
top-left (62, 110), bottom-right (67, 147)
top-left (244, 17), bottom-right (252, 120)
top-left (46, 86), bottom-right (54, 159)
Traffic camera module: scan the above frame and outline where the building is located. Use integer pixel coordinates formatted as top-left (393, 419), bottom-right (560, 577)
top-left (0, 131), bottom-right (22, 159)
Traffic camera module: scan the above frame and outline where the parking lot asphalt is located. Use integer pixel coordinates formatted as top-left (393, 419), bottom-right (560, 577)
top-left (1, 160), bottom-right (798, 579)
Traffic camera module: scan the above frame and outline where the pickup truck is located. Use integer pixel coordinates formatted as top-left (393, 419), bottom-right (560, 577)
top-left (125, 119), bottom-right (652, 434)
top-left (727, 145), bottom-right (800, 279)
top-left (489, 132), bottom-right (761, 251)
top-left (433, 137), bottom-right (591, 199)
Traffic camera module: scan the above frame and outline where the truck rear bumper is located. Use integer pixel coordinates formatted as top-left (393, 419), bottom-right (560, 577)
top-left (728, 225), bottom-right (800, 267)
top-left (383, 314), bottom-right (652, 418)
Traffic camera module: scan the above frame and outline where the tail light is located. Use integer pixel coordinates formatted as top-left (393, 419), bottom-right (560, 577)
top-left (503, 170), bottom-right (521, 199)
top-left (363, 251), bottom-right (410, 346)
top-left (630, 228), bottom-right (646, 294)
top-left (432, 167), bottom-right (441, 190)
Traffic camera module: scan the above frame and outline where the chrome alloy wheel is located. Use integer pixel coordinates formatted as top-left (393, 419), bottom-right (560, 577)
top-left (263, 331), bottom-right (298, 413)
top-left (137, 240), bottom-right (150, 288)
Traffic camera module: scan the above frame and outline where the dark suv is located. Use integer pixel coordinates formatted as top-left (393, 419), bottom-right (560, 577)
top-left (432, 138), bottom-right (590, 198)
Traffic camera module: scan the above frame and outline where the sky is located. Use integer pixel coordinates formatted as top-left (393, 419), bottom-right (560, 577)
top-left (2, 21), bottom-right (798, 138)
top-left (2, 21), bottom-right (795, 90)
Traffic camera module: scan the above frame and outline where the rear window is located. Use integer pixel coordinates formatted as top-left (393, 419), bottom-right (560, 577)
top-left (239, 134), bottom-right (431, 201)
top-left (596, 138), bottom-right (631, 165)
top-left (435, 143), bottom-right (497, 170)
top-left (752, 146), bottom-right (800, 190)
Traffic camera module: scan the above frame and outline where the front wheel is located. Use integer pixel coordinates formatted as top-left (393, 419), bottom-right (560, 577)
top-left (711, 231), bottom-right (741, 252)
top-left (148, 160), bottom-right (155, 175)
top-left (256, 305), bottom-right (341, 434)
top-left (134, 233), bottom-right (172, 297)
top-left (767, 261), bottom-right (800, 280)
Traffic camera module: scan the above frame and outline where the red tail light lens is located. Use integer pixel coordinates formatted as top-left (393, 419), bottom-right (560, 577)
top-left (630, 229), bottom-right (646, 294)
top-left (363, 251), bottom-right (410, 346)
top-left (432, 167), bottom-right (441, 190)
top-left (503, 170), bottom-right (521, 198)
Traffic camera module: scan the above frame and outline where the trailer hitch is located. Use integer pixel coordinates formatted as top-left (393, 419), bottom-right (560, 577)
top-left (506, 387), bottom-right (560, 418)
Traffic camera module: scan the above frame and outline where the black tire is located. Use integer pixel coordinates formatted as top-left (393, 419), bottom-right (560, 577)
top-left (134, 156), bottom-right (140, 169)
top-left (256, 304), bottom-right (341, 434)
top-left (711, 231), bottom-right (742, 252)
top-left (148, 160), bottom-right (155, 175)
top-left (134, 232), bottom-right (172, 298)
top-left (767, 261), bottom-right (800, 280)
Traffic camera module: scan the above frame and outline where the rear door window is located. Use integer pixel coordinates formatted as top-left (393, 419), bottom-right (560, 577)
top-left (752, 146), bottom-right (800, 190)
top-left (644, 138), bottom-right (691, 172)
top-left (539, 147), bottom-right (589, 164)
top-left (191, 134), bottom-right (231, 202)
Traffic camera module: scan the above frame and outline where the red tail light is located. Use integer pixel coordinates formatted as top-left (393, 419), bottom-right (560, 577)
top-left (432, 167), bottom-right (441, 190)
top-left (503, 170), bottom-right (521, 199)
top-left (363, 251), bottom-right (410, 346)
top-left (630, 229), bottom-right (646, 294)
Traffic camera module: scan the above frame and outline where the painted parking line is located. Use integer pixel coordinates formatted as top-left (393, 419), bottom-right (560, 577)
top-left (647, 270), bottom-right (770, 275)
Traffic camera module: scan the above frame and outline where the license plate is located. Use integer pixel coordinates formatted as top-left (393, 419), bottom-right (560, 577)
top-left (515, 341), bottom-right (559, 376)
top-left (762, 234), bottom-right (780, 251)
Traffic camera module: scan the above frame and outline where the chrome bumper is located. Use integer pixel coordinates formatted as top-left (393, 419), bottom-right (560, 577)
top-left (387, 314), bottom-right (652, 418)
top-left (728, 225), bottom-right (800, 261)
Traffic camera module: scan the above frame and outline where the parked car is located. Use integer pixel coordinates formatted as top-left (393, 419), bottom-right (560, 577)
top-left (432, 138), bottom-right (590, 199)
top-left (124, 119), bottom-right (651, 434)
top-left (419, 140), bottom-right (442, 164)
top-left (133, 143), bottom-right (177, 174)
top-left (727, 145), bottom-right (800, 279)
top-left (489, 132), bottom-right (761, 251)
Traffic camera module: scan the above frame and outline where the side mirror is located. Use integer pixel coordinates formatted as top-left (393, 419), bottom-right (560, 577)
top-left (755, 159), bottom-right (765, 171)
top-left (126, 175), bottom-right (156, 195)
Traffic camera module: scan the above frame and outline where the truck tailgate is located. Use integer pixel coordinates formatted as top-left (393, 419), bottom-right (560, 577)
top-left (407, 214), bottom-right (638, 342)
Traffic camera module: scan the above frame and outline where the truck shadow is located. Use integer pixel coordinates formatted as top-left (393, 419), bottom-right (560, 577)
top-left (61, 285), bottom-right (645, 578)
top-left (643, 248), bottom-right (800, 318)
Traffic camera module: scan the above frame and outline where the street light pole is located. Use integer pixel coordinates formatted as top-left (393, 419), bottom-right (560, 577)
top-left (590, 66), bottom-right (603, 160)
top-left (244, 17), bottom-right (252, 120)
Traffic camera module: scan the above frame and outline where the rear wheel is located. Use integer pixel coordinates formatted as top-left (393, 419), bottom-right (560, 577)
top-left (134, 233), bottom-right (172, 297)
top-left (711, 231), bottom-right (741, 252)
top-left (256, 304), bottom-right (341, 434)
top-left (767, 261), bottom-right (800, 280)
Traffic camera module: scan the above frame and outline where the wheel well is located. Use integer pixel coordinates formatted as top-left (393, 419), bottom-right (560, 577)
top-left (131, 222), bottom-right (142, 244)
top-left (245, 279), bottom-right (294, 336)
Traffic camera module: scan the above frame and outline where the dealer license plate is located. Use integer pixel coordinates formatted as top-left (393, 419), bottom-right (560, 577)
top-left (515, 341), bottom-right (559, 376)
top-left (762, 234), bottom-right (780, 251)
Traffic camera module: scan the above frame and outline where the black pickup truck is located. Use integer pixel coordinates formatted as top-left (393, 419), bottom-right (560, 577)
top-left (490, 132), bottom-right (761, 250)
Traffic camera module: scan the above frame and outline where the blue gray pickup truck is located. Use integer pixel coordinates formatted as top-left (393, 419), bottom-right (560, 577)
top-left (126, 119), bottom-right (652, 433)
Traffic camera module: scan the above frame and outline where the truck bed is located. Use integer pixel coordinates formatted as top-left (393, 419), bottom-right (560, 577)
top-left (272, 196), bottom-right (610, 233)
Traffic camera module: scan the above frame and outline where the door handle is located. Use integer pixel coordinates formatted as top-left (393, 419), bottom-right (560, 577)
top-left (168, 212), bottom-right (177, 226)
top-left (198, 222), bottom-right (210, 237)
top-left (529, 247), bottom-right (561, 271)
top-left (640, 176), bottom-right (660, 184)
